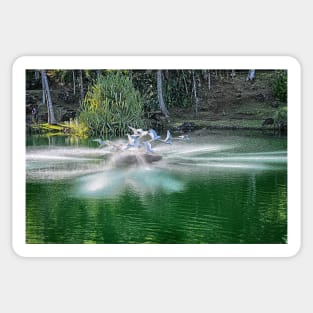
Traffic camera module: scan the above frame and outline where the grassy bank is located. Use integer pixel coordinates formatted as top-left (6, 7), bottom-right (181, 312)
top-left (30, 120), bottom-right (88, 137)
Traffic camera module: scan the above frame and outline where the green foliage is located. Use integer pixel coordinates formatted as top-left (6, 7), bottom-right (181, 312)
top-left (131, 70), bottom-right (159, 111)
top-left (64, 118), bottom-right (88, 137)
top-left (163, 70), bottom-right (193, 108)
top-left (274, 106), bottom-right (287, 124)
top-left (79, 72), bottom-right (146, 137)
top-left (131, 70), bottom-right (195, 110)
top-left (272, 70), bottom-right (287, 102)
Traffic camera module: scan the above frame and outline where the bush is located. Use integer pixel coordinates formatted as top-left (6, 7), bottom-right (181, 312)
top-left (273, 106), bottom-right (287, 133)
top-left (79, 72), bottom-right (146, 137)
top-left (272, 70), bottom-right (287, 102)
top-left (274, 106), bottom-right (287, 123)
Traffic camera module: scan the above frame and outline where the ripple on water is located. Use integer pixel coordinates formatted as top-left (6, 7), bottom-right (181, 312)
top-left (26, 135), bottom-right (287, 244)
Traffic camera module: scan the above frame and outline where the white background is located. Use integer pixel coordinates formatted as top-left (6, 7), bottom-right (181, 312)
top-left (1, 1), bottom-right (311, 312)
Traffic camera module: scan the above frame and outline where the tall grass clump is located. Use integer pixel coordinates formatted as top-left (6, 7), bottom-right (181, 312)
top-left (79, 72), bottom-right (146, 137)
top-left (63, 118), bottom-right (88, 137)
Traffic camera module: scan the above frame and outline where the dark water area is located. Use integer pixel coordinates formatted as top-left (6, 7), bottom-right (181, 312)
top-left (26, 131), bottom-right (287, 244)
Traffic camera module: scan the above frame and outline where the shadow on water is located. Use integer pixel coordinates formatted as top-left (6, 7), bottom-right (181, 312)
top-left (26, 132), bottom-right (287, 244)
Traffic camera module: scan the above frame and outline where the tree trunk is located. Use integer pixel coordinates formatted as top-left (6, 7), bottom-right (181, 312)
top-left (192, 70), bottom-right (199, 118)
top-left (72, 70), bottom-right (76, 95)
top-left (41, 72), bottom-right (46, 106)
top-left (246, 69), bottom-right (255, 81)
top-left (207, 70), bottom-right (211, 91)
top-left (181, 70), bottom-right (189, 94)
top-left (79, 70), bottom-right (84, 100)
top-left (41, 70), bottom-right (56, 124)
top-left (157, 70), bottom-right (169, 118)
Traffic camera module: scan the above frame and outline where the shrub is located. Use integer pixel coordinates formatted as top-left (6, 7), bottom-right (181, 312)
top-left (273, 106), bottom-right (287, 133)
top-left (272, 70), bottom-right (287, 102)
top-left (79, 72), bottom-right (146, 137)
top-left (274, 106), bottom-right (287, 123)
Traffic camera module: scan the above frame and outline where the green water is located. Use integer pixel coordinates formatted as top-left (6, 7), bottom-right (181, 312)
top-left (26, 131), bottom-right (287, 244)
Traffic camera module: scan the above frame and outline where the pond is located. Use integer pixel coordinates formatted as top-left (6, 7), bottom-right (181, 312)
top-left (26, 130), bottom-right (287, 244)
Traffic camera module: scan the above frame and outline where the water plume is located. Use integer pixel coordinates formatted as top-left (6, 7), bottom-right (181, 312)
top-left (75, 167), bottom-right (184, 198)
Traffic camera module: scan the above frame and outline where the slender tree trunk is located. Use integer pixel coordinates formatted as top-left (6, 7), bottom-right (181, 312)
top-left (207, 70), bottom-right (211, 91)
top-left (246, 69), bottom-right (255, 81)
top-left (41, 70), bottom-right (56, 124)
top-left (181, 70), bottom-right (189, 94)
top-left (157, 70), bottom-right (169, 118)
top-left (41, 72), bottom-right (45, 106)
top-left (192, 70), bottom-right (199, 118)
top-left (72, 70), bottom-right (76, 95)
top-left (79, 70), bottom-right (84, 100)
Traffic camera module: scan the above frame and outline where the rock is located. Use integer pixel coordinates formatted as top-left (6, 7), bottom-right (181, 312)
top-left (110, 152), bottom-right (162, 167)
top-left (262, 118), bottom-right (274, 126)
top-left (255, 93), bottom-right (266, 102)
top-left (143, 154), bottom-right (162, 163)
top-left (178, 122), bottom-right (196, 132)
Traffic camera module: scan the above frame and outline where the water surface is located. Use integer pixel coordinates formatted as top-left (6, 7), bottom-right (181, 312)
top-left (26, 131), bottom-right (287, 244)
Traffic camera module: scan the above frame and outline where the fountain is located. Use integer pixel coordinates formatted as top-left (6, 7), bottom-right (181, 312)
top-left (26, 130), bottom-right (287, 187)
top-left (93, 127), bottom-right (174, 167)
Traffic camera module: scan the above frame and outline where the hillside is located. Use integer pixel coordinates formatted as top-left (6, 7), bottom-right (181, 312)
top-left (26, 70), bottom-right (286, 135)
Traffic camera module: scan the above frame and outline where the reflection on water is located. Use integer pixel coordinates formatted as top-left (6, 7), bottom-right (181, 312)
top-left (76, 168), bottom-right (184, 198)
top-left (26, 132), bottom-right (287, 244)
